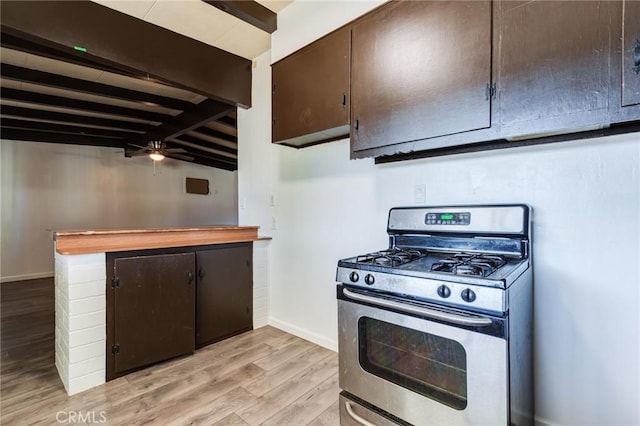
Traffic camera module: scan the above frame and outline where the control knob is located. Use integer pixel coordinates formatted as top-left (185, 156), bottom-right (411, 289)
top-left (461, 288), bottom-right (477, 303)
top-left (437, 285), bottom-right (451, 298)
top-left (349, 271), bottom-right (359, 282)
top-left (364, 274), bottom-right (375, 285)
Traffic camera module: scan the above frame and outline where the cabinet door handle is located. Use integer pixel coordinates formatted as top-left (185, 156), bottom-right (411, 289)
top-left (354, 117), bottom-right (359, 131)
top-left (188, 271), bottom-right (194, 284)
top-left (633, 39), bottom-right (640, 74)
top-left (198, 268), bottom-right (205, 280)
top-left (485, 82), bottom-right (496, 101)
top-left (341, 92), bottom-right (347, 108)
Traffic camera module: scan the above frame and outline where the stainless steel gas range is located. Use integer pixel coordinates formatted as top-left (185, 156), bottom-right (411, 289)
top-left (336, 205), bottom-right (533, 426)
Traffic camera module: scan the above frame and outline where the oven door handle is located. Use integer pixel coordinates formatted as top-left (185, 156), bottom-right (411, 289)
top-left (343, 288), bottom-right (493, 327)
top-left (344, 401), bottom-right (378, 426)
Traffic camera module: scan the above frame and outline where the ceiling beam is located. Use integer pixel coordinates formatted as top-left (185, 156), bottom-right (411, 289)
top-left (1, 64), bottom-right (193, 111)
top-left (195, 125), bottom-right (238, 144)
top-left (0, 128), bottom-right (126, 148)
top-left (203, 1), bottom-right (277, 34)
top-left (218, 115), bottom-right (237, 127)
top-left (176, 133), bottom-right (237, 155)
top-left (203, 120), bottom-right (238, 139)
top-left (1, 32), bottom-right (139, 78)
top-left (156, 143), bottom-right (237, 171)
top-left (1, 0), bottom-right (252, 108)
top-left (135, 99), bottom-right (235, 144)
top-left (1, 118), bottom-right (140, 139)
top-left (1, 105), bottom-right (153, 133)
top-left (0, 87), bottom-right (170, 123)
top-left (169, 138), bottom-right (237, 159)
top-left (190, 156), bottom-right (237, 171)
top-left (166, 140), bottom-right (237, 163)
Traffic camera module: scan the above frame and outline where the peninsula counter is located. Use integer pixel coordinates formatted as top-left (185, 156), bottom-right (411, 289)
top-left (53, 226), bottom-right (268, 395)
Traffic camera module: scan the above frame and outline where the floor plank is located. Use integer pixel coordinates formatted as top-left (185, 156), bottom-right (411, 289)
top-left (236, 354), bottom-right (339, 425)
top-left (308, 400), bottom-right (341, 426)
top-left (262, 374), bottom-right (340, 426)
top-left (245, 345), bottom-right (334, 397)
top-left (0, 278), bottom-right (341, 425)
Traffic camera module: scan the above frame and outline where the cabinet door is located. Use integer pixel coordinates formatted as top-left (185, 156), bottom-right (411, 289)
top-left (495, 1), bottom-right (612, 135)
top-left (113, 253), bottom-right (195, 373)
top-left (351, 1), bottom-right (492, 153)
top-left (196, 244), bottom-right (252, 346)
top-left (272, 26), bottom-right (350, 147)
top-left (623, 0), bottom-right (640, 106)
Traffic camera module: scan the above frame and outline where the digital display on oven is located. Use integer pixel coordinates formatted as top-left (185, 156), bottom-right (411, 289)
top-left (425, 212), bottom-right (471, 225)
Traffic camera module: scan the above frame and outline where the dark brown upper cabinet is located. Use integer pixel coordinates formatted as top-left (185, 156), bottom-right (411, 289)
top-left (196, 243), bottom-right (253, 347)
top-left (622, 0), bottom-right (640, 107)
top-left (272, 26), bottom-right (351, 147)
top-left (111, 252), bottom-right (195, 376)
top-left (271, 0), bottom-right (638, 162)
top-left (350, 1), bottom-right (492, 153)
top-left (494, 1), bottom-right (614, 139)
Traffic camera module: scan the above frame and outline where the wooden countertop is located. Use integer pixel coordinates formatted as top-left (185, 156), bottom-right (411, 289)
top-left (54, 226), bottom-right (266, 255)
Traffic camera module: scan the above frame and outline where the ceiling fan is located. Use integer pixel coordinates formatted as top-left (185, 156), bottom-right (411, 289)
top-left (126, 141), bottom-right (194, 162)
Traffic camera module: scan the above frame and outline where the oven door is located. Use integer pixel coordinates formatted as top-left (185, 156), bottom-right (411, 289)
top-left (337, 285), bottom-right (508, 426)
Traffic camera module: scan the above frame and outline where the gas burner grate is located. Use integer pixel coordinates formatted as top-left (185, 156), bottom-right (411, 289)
top-left (431, 253), bottom-right (506, 277)
top-left (356, 248), bottom-right (425, 267)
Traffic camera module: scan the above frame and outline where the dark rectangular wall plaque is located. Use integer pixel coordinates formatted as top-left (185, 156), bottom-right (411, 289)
top-left (186, 178), bottom-right (210, 195)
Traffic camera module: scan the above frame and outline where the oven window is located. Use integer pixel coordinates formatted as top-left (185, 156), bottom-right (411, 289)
top-left (358, 317), bottom-right (468, 410)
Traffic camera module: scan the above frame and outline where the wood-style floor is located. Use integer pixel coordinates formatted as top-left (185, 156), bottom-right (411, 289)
top-left (1, 278), bottom-right (340, 425)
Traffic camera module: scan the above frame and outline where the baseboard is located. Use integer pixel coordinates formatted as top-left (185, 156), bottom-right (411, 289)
top-left (268, 317), bottom-right (338, 352)
top-left (0, 272), bottom-right (54, 283)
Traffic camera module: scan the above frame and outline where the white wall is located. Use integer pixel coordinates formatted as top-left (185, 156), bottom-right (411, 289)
top-left (237, 1), bottom-right (640, 425)
top-left (0, 141), bottom-right (238, 281)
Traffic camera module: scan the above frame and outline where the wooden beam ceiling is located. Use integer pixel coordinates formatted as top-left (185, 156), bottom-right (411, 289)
top-left (133, 99), bottom-right (235, 144)
top-left (0, 0), bottom-right (270, 171)
top-left (1, 105), bottom-right (152, 133)
top-left (0, 1), bottom-right (251, 170)
top-left (2, 64), bottom-right (193, 111)
top-left (0, 87), bottom-right (169, 123)
top-left (0, 32), bottom-right (142, 79)
top-left (0, 0), bottom-right (252, 108)
top-left (0, 51), bottom-right (240, 170)
top-left (1, 128), bottom-right (126, 148)
top-left (203, 1), bottom-right (278, 34)
top-left (1, 118), bottom-right (138, 140)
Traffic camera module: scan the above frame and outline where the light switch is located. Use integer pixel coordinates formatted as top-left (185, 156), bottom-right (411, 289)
top-left (413, 184), bottom-right (426, 204)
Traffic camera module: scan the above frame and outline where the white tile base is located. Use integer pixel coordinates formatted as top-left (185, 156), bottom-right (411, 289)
top-left (253, 240), bottom-right (270, 328)
top-left (54, 248), bottom-right (106, 396)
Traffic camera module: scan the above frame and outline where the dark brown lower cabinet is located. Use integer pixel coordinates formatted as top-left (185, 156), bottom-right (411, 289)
top-left (110, 252), bottom-right (195, 376)
top-left (196, 243), bottom-right (253, 347)
top-left (106, 244), bottom-right (253, 380)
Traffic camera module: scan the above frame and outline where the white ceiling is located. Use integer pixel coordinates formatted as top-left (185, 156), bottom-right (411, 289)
top-left (92, 0), bottom-right (292, 60)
